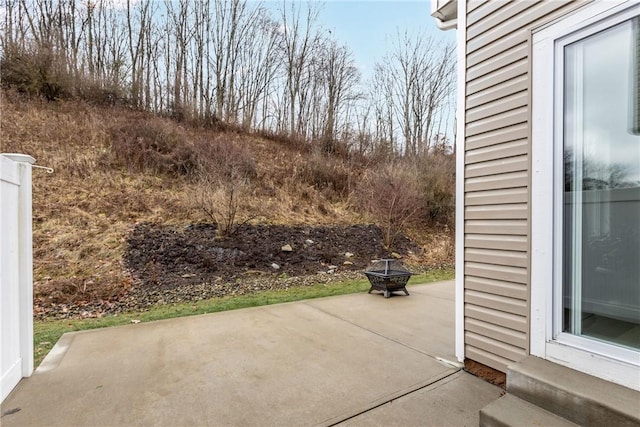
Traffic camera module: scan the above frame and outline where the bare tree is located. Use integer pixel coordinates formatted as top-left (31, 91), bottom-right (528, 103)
top-left (2, 0), bottom-right (454, 160)
top-left (211, 0), bottom-right (243, 122)
top-left (165, 0), bottom-right (190, 118)
top-left (371, 31), bottom-right (455, 156)
top-left (278, 1), bottom-right (321, 138)
top-left (126, 0), bottom-right (153, 107)
top-left (235, 7), bottom-right (282, 130)
top-left (318, 38), bottom-right (360, 149)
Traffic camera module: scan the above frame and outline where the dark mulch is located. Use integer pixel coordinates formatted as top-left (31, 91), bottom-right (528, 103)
top-left (35, 223), bottom-right (423, 319)
top-left (124, 223), bottom-right (422, 291)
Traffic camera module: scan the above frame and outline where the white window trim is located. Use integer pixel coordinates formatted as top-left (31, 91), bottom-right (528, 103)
top-left (531, 0), bottom-right (640, 391)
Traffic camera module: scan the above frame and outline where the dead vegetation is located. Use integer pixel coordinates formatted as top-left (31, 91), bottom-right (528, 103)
top-left (0, 89), bottom-right (454, 313)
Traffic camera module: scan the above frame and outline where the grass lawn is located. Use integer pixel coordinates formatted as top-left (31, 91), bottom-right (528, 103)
top-left (34, 268), bottom-right (453, 367)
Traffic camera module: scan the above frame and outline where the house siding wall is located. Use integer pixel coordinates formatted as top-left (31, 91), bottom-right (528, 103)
top-left (462, 0), bottom-right (589, 372)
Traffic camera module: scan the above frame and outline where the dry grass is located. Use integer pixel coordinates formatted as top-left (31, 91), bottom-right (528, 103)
top-left (0, 90), bottom-right (453, 308)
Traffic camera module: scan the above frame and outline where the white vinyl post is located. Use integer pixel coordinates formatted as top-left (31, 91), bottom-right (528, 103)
top-left (2, 153), bottom-right (35, 377)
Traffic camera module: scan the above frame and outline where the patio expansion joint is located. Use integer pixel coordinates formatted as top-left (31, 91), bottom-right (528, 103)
top-left (302, 301), bottom-right (456, 366)
top-left (317, 369), bottom-right (462, 427)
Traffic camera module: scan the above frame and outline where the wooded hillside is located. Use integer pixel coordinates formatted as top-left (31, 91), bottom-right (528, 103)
top-left (0, 1), bottom-right (456, 318)
top-left (1, 0), bottom-right (455, 156)
top-left (0, 90), bottom-right (454, 317)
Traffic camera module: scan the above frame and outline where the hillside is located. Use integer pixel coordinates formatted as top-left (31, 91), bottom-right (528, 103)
top-left (0, 90), bottom-right (454, 318)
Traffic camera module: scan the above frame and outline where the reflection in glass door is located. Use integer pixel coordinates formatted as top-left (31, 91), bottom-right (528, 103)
top-left (562, 17), bottom-right (640, 350)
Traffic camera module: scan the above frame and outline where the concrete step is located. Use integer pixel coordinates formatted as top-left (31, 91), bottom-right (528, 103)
top-left (479, 394), bottom-right (578, 427)
top-left (507, 356), bottom-right (640, 427)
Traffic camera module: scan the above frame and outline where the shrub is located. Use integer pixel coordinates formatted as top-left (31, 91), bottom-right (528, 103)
top-left (253, 128), bottom-right (310, 153)
top-left (194, 172), bottom-right (253, 238)
top-left (75, 81), bottom-right (126, 107)
top-left (193, 137), bottom-right (257, 237)
top-left (191, 135), bottom-right (257, 237)
top-left (108, 118), bottom-right (198, 177)
top-left (355, 162), bottom-right (424, 249)
top-left (416, 151), bottom-right (455, 227)
top-left (0, 42), bottom-right (71, 100)
top-left (108, 116), bottom-right (257, 181)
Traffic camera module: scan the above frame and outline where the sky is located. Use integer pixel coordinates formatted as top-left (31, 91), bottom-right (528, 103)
top-left (314, 1), bottom-right (456, 80)
top-left (259, 1), bottom-right (458, 139)
top-left (262, 1), bottom-right (457, 81)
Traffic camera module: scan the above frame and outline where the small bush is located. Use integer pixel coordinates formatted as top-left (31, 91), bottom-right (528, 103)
top-left (109, 118), bottom-right (257, 182)
top-left (190, 135), bottom-right (257, 236)
top-left (108, 118), bottom-right (199, 177)
top-left (314, 136), bottom-right (350, 159)
top-left (75, 81), bottom-right (127, 107)
top-left (194, 172), bottom-right (253, 237)
top-left (355, 163), bottom-right (424, 249)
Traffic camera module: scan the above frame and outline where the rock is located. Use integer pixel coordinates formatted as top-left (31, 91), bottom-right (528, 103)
top-left (343, 261), bottom-right (353, 266)
top-left (344, 252), bottom-right (354, 258)
top-left (328, 265), bottom-right (338, 269)
top-left (305, 239), bottom-right (314, 245)
top-left (391, 252), bottom-right (402, 259)
top-left (327, 269), bottom-right (335, 274)
top-left (270, 263), bottom-right (280, 270)
top-left (181, 273), bottom-right (196, 278)
top-left (281, 244), bottom-right (293, 252)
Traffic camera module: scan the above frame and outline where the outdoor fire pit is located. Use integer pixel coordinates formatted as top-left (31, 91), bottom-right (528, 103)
top-left (364, 259), bottom-right (414, 298)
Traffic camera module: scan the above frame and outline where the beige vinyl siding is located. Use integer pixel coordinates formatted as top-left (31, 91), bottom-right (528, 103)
top-left (467, 0), bottom-right (490, 14)
top-left (465, 171), bottom-right (528, 192)
top-left (466, 303), bottom-right (527, 330)
top-left (466, 276), bottom-right (527, 300)
top-left (465, 317), bottom-right (527, 347)
top-left (467, 72), bottom-right (528, 107)
top-left (465, 234), bottom-right (527, 252)
top-left (466, 153), bottom-right (528, 174)
top-left (465, 204), bottom-right (528, 220)
top-left (462, 0), bottom-right (587, 373)
top-left (465, 248), bottom-right (527, 268)
top-left (465, 140), bottom-right (528, 164)
top-left (465, 188), bottom-right (528, 205)
top-left (466, 123), bottom-right (528, 150)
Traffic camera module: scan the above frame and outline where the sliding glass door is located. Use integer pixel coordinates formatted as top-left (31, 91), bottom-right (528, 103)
top-left (562, 16), bottom-right (640, 350)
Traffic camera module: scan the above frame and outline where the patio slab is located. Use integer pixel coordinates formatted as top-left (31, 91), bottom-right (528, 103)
top-left (1, 281), bottom-right (501, 426)
top-left (337, 370), bottom-right (503, 426)
top-left (307, 280), bottom-right (457, 363)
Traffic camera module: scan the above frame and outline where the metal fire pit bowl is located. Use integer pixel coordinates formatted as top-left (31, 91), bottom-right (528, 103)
top-left (364, 259), bottom-right (414, 298)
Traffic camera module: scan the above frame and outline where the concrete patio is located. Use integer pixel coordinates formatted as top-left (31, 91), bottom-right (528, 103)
top-left (0, 280), bottom-right (502, 426)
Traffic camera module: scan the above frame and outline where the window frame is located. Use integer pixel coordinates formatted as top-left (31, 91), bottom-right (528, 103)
top-left (531, 0), bottom-right (640, 391)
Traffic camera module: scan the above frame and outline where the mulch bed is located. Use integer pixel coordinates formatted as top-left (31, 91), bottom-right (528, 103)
top-left (124, 222), bottom-right (422, 290)
top-left (35, 223), bottom-right (423, 319)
